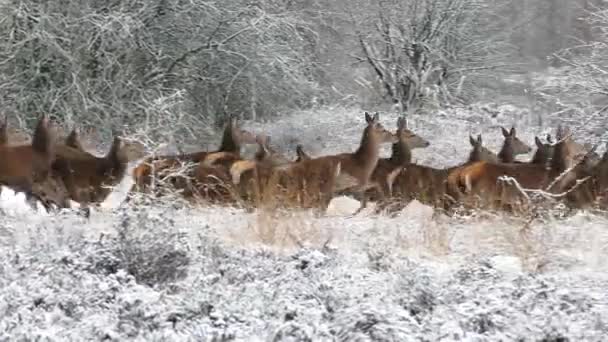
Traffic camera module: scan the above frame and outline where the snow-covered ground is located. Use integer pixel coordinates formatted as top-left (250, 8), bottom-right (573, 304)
top-left (1, 105), bottom-right (607, 341)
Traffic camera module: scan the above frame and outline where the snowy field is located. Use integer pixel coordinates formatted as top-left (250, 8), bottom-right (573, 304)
top-left (1, 105), bottom-right (608, 341)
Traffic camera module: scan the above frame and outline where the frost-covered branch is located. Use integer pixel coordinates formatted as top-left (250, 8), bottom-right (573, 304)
top-left (351, 0), bottom-right (512, 112)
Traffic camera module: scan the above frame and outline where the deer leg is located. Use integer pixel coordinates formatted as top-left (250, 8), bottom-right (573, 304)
top-left (353, 193), bottom-right (368, 215)
top-left (350, 184), bottom-right (373, 216)
top-left (25, 193), bottom-right (41, 212)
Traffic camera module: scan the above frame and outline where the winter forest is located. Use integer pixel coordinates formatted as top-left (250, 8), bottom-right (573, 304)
top-left (1, 0), bottom-right (608, 340)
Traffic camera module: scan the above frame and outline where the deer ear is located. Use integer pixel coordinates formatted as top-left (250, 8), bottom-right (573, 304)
top-left (364, 112), bottom-right (372, 124)
top-left (546, 134), bottom-right (553, 144)
top-left (535, 136), bottom-right (542, 148)
top-left (469, 134), bottom-right (476, 146)
top-left (501, 127), bottom-right (509, 137)
top-left (397, 117), bottom-right (404, 129)
top-left (373, 112), bottom-right (380, 122)
top-left (510, 126), bottom-right (516, 136)
top-left (477, 134), bottom-right (483, 145)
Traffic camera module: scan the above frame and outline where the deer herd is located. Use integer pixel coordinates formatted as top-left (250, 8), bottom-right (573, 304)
top-left (0, 112), bottom-right (606, 218)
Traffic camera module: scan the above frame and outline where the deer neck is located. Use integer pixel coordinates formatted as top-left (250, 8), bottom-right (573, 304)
top-left (354, 128), bottom-right (381, 178)
top-left (468, 149), bottom-right (483, 163)
top-left (389, 140), bottom-right (412, 165)
top-left (550, 141), bottom-right (569, 176)
top-left (32, 120), bottom-right (53, 158)
top-left (218, 126), bottom-right (239, 154)
top-left (469, 148), bottom-right (497, 164)
top-left (498, 141), bottom-right (515, 163)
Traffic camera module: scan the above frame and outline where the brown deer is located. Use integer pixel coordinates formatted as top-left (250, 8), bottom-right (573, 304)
top-left (344, 116), bottom-right (429, 210)
top-left (230, 112), bottom-right (396, 213)
top-left (230, 153), bottom-right (342, 212)
top-left (52, 131), bottom-right (146, 206)
top-left (0, 115), bottom-right (62, 211)
top-left (131, 115), bottom-right (257, 195)
top-left (375, 133), bottom-right (503, 213)
top-left (497, 126), bottom-right (532, 163)
top-left (556, 125), bottom-right (601, 168)
top-left (553, 144), bottom-right (608, 210)
top-left (445, 132), bottom-right (563, 213)
top-left (182, 135), bottom-right (292, 206)
top-left (188, 136), bottom-right (311, 207)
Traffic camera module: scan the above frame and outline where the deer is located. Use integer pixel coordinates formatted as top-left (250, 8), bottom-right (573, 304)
top-left (65, 128), bottom-right (87, 151)
top-left (186, 136), bottom-right (315, 207)
top-left (230, 151), bottom-right (342, 212)
top-left (52, 130), bottom-right (146, 207)
top-left (341, 116), bottom-right (429, 211)
top-left (230, 112), bottom-right (397, 213)
top-left (182, 135), bottom-right (292, 206)
top-left (555, 125), bottom-right (601, 169)
top-left (497, 126), bottom-right (532, 163)
top-left (0, 114), bottom-right (66, 211)
top-left (130, 115), bottom-right (257, 196)
top-left (551, 143), bottom-right (608, 210)
top-left (444, 130), bottom-right (565, 213)
top-left (374, 132), bottom-right (505, 214)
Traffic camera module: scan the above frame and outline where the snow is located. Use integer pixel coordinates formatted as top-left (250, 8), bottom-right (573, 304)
top-left (1, 104), bottom-right (608, 340)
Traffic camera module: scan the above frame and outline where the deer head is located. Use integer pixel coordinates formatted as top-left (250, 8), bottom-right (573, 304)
top-left (396, 117), bottom-right (430, 148)
top-left (228, 115), bottom-right (257, 147)
top-left (65, 128), bottom-right (85, 151)
top-left (531, 136), bottom-right (554, 165)
top-left (364, 112), bottom-right (397, 144)
top-left (108, 133), bottom-right (146, 164)
top-left (501, 126), bottom-right (532, 156)
top-left (31, 114), bottom-right (54, 157)
top-left (469, 134), bottom-right (498, 163)
top-left (254, 134), bottom-right (290, 166)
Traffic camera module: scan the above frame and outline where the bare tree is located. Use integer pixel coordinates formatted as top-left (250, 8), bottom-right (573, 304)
top-left (350, 0), bottom-right (512, 112)
top-left (0, 0), bottom-right (320, 138)
top-left (535, 4), bottom-right (608, 139)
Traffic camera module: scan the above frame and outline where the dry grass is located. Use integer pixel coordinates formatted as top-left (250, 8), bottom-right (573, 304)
top-left (248, 209), bottom-right (331, 251)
